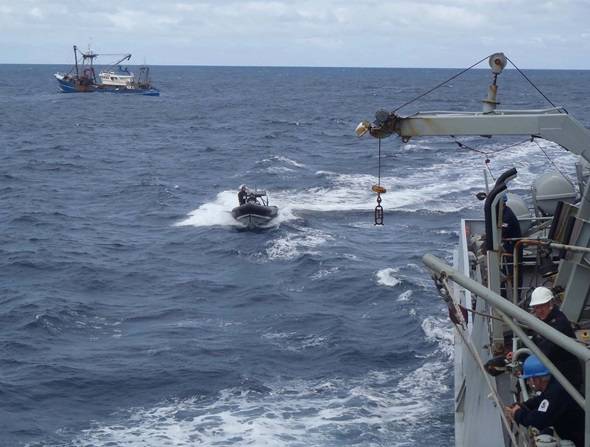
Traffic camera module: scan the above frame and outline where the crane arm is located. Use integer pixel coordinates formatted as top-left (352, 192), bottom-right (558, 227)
top-left (356, 108), bottom-right (590, 164)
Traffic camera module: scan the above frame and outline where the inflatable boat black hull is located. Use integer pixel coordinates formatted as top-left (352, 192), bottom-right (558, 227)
top-left (231, 203), bottom-right (279, 228)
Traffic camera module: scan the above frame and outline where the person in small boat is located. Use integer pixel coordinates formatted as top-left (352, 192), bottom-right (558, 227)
top-left (505, 355), bottom-right (583, 447)
top-left (238, 185), bottom-right (248, 205)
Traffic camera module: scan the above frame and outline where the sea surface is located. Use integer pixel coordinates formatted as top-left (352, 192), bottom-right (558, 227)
top-left (1, 63), bottom-right (589, 447)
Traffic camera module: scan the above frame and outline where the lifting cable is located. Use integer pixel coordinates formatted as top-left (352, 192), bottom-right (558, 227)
top-left (532, 138), bottom-right (575, 185)
top-left (392, 55), bottom-right (490, 113)
top-left (506, 56), bottom-right (558, 109)
top-left (372, 138), bottom-right (385, 225)
top-left (450, 136), bottom-right (532, 182)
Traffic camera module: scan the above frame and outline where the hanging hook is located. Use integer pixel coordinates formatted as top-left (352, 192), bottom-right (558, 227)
top-left (374, 192), bottom-right (384, 225)
top-left (372, 138), bottom-right (386, 225)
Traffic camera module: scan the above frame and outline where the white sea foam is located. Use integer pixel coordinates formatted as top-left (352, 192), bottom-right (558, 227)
top-left (263, 165), bottom-right (295, 174)
top-left (375, 267), bottom-right (401, 287)
top-left (266, 227), bottom-right (333, 260)
top-left (258, 155), bottom-right (306, 168)
top-left (262, 330), bottom-right (328, 352)
top-left (421, 316), bottom-right (454, 357)
top-left (68, 368), bottom-right (450, 447)
top-left (397, 290), bottom-right (413, 302)
top-left (175, 191), bottom-right (242, 228)
top-left (310, 266), bottom-right (339, 280)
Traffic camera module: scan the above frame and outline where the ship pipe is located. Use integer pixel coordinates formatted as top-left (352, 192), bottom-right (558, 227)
top-left (512, 348), bottom-right (532, 401)
top-left (484, 168), bottom-right (517, 251)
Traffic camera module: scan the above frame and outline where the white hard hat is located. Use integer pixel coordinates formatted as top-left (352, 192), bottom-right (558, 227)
top-left (530, 286), bottom-right (553, 306)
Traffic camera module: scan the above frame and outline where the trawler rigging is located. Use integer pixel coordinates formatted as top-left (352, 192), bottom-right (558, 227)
top-left (357, 53), bottom-right (590, 447)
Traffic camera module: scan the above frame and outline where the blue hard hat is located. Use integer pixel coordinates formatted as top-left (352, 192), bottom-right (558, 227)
top-left (522, 355), bottom-right (550, 379)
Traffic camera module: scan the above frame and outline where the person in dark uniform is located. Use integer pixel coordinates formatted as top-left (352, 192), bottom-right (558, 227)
top-left (529, 286), bottom-right (583, 389)
top-left (238, 185), bottom-right (248, 205)
top-left (501, 194), bottom-right (522, 255)
top-left (505, 355), bottom-right (583, 446)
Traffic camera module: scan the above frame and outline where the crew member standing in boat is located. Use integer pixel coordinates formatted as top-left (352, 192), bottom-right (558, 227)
top-left (238, 185), bottom-right (248, 205)
top-left (528, 286), bottom-right (583, 389)
top-left (505, 355), bottom-right (583, 447)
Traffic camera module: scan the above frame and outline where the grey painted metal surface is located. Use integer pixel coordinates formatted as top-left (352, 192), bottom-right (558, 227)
top-left (424, 253), bottom-right (590, 447)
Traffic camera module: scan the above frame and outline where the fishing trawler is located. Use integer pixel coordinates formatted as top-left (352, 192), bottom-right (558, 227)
top-left (357, 53), bottom-right (590, 446)
top-left (54, 45), bottom-right (159, 96)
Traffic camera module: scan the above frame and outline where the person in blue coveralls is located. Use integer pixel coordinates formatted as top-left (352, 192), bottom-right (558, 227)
top-left (505, 355), bottom-right (584, 447)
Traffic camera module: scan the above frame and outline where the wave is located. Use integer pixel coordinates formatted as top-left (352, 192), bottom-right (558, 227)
top-left (64, 367), bottom-right (451, 446)
top-left (421, 316), bottom-right (454, 358)
top-left (257, 155), bottom-right (306, 168)
top-left (265, 227), bottom-right (333, 260)
top-left (375, 267), bottom-right (401, 287)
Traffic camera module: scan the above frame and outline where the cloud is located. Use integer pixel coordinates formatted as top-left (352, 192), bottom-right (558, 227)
top-left (0, 0), bottom-right (588, 68)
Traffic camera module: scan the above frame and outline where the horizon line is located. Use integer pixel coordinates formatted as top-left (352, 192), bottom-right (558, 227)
top-left (0, 62), bottom-right (588, 71)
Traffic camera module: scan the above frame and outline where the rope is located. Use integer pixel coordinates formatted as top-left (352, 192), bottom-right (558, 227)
top-left (485, 159), bottom-right (496, 182)
top-left (392, 55), bottom-right (490, 113)
top-left (532, 138), bottom-right (575, 185)
top-left (452, 136), bottom-right (532, 157)
top-left (437, 274), bottom-right (519, 446)
top-left (505, 56), bottom-right (558, 109)
top-left (460, 304), bottom-right (504, 322)
top-left (450, 136), bottom-right (531, 183)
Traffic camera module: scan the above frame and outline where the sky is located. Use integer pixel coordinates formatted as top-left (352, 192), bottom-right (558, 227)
top-left (1, 0), bottom-right (589, 68)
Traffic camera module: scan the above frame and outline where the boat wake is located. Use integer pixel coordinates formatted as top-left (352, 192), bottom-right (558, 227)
top-left (177, 140), bottom-right (576, 230)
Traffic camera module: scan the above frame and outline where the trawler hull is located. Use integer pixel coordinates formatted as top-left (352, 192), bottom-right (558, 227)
top-left (55, 74), bottom-right (159, 96)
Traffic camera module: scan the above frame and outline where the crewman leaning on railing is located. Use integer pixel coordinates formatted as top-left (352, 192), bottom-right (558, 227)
top-left (525, 287), bottom-right (582, 390)
top-left (503, 286), bottom-right (582, 390)
top-left (505, 355), bottom-right (583, 447)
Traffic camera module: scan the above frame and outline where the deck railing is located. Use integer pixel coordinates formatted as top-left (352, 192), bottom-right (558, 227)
top-left (424, 253), bottom-right (590, 447)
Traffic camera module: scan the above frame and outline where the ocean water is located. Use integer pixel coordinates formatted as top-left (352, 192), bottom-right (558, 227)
top-left (1, 63), bottom-right (589, 446)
